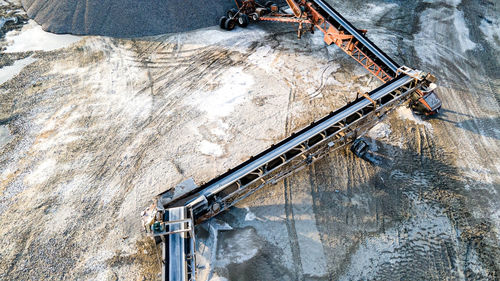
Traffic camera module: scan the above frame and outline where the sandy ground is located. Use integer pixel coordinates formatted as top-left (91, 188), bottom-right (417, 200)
top-left (0, 0), bottom-right (499, 280)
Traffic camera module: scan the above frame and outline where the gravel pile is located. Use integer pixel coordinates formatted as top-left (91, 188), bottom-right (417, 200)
top-left (21, 0), bottom-right (241, 37)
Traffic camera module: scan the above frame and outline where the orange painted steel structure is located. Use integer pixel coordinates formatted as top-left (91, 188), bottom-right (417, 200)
top-left (257, 0), bottom-right (393, 82)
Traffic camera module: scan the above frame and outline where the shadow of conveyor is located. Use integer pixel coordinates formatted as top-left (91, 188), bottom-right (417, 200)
top-left (433, 109), bottom-right (500, 141)
top-left (206, 136), bottom-right (499, 281)
top-left (308, 137), bottom-right (500, 280)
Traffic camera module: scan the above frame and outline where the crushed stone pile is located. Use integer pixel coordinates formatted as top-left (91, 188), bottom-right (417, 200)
top-left (21, 0), bottom-right (247, 37)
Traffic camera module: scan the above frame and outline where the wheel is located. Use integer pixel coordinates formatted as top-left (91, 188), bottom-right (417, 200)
top-left (350, 138), bottom-right (369, 158)
top-left (237, 14), bottom-right (249, 27)
top-left (224, 19), bottom-right (236, 31)
top-left (227, 8), bottom-right (238, 19)
top-left (250, 13), bottom-right (259, 21)
top-left (219, 16), bottom-right (228, 29)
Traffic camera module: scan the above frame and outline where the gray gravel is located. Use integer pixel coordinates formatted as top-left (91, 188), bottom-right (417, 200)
top-left (21, 0), bottom-right (240, 37)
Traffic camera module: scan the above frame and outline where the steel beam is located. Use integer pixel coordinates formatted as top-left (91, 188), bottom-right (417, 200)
top-left (312, 0), bottom-right (400, 74)
top-left (189, 75), bottom-right (413, 206)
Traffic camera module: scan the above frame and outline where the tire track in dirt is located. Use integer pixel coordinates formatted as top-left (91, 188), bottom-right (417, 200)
top-left (281, 83), bottom-right (305, 280)
top-left (307, 148), bottom-right (380, 279)
top-left (283, 178), bottom-right (305, 281)
top-left (90, 40), bottom-right (249, 195)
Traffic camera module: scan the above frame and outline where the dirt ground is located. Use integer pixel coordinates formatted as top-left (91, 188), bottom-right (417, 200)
top-left (0, 0), bottom-right (499, 280)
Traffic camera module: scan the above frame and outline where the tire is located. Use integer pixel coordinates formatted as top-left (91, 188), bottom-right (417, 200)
top-left (224, 19), bottom-right (236, 31)
top-left (350, 138), bottom-right (369, 158)
top-left (227, 8), bottom-right (238, 19)
top-left (250, 13), bottom-right (259, 21)
top-left (238, 14), bottom-right (249, 27)
top-left (219, 16), bottom-right (228, 29)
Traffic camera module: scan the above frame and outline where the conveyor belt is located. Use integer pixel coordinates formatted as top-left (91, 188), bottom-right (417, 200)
top-left (154, 72), bottom-right (427, 222)
top-left (149, 70), bottom-right (432, 281)
top-left (145, 4), bottom-right (440, 281)
top-left (193, 76), bottom-right (411, 200)
top-left (312, 0), bottom-right (400, 76)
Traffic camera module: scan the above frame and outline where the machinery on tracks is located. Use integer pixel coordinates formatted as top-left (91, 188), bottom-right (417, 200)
top-left (143, 1), bottom-right (443, 280)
